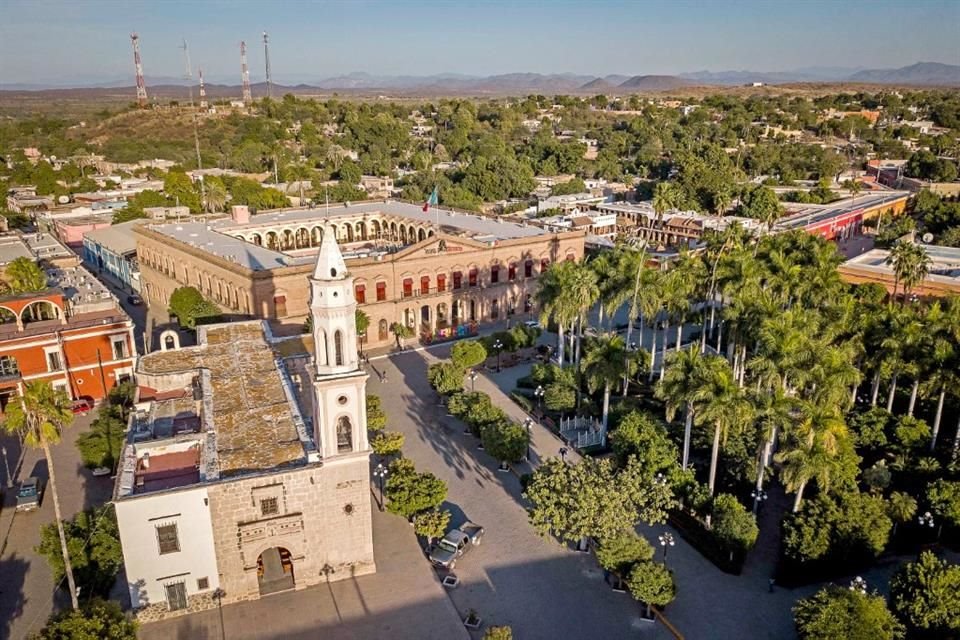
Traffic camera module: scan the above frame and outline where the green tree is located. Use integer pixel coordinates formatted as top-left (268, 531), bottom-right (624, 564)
top-left (550, 178), bottom-right (587, 196)
top-left (390, 322), bottom-right (414, 349)
top-left (543, 382), bottom-right (576, 417)
top-left (33, 599), bottom-right (137, 640)
top-left (886, 240), bottom-right (931, 304)
top-left (581, 334), bottom-right (637, 432)
top-left (4, 257), bottom-right (47, 293)
top-left (711, 493), bottom-right (759, 556)
top-left (366, 394), bottom-right (387, 432)
top-left (450, 340), bottom-right (487, 370)
top-left (36, 505), bottom-right (123, 599)
top-left (163, 171), bottom-right (201, 213)
top-left (3, 381), bottom-right (79, 609)
top-left (656, 348), bottom-right (711, 470)
top-left (595, 530), bottom-right (655, 578)
top-left (626, 561), bottom-right (676, 618)
top-left (371, 430), bottom-right (405, 457)
top-left (384, 458), bottom-right (447, 520)
top-left (428, 362), bottom-right (464, 395)
top-left (203, 176), bottom-right (227, 213)
top-left (168, 286), bottom-right (220, 329)
top-left (793, 585), bottom-right (904, 640)
top-left (696, 356), bottom-right (754, 495)
top-left (338, 160), bottom-right (362, 185)
top-left (609, 411), bottom-right (678, 473)
top-left (113, 189), bottom-right (169, 224)
top-left (481, 419), bottom-right (529, 465)
top-left (886, 491), bottom-right (917, 537)
top-left (75, 413), bottom-right (124, 470)
top-left (413, 508), bottom-right (451, 545)
top-left (927, 479), bottom-right (960, 529)
top-left (652, 181), bottom-right (683, 222)
top-left (355, 309), bottom-right (370, 352)
top-left (740, 185), bottom-right (783, 232)
top-left (889, 551), bottom-right (960, 636)
top-left (777, 403), bottom-right (854, 512)
top-left (482, 627), bottom-right (513, 640)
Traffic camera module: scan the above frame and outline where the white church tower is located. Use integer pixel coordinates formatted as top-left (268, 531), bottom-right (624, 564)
top-left (309, 226), bottom-right (371, 461)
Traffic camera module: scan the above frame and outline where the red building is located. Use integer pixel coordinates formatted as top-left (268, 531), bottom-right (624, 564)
top-left (0, 268), bottom-right (136, 412)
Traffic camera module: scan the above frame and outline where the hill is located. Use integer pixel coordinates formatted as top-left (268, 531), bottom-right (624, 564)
top-left (848, 62), bottom-right (960, 86)
top-left (578, 78), bottom-right (615, 92)
top-left (618, 75), bottom-right (692, 91)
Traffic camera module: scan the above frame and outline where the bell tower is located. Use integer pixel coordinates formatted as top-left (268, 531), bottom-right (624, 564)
top-left (309, 226), bottom-right (370, 460)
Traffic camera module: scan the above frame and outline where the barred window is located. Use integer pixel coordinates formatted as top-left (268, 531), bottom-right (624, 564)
top-left (156, 524), bottom-right (180, 555)
top-left (260, 497), bottom-right (279, 516)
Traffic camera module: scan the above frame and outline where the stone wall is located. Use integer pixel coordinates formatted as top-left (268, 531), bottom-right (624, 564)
top-left (206, 459), bottom-right (376, 606)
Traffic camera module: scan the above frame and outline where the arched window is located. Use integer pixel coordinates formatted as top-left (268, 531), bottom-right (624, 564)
top-left (334, 330), bottom-right (344, 366)
top-left (336, 416), bottom-right (353, 453)
top-left (379, 319), bottom-right (388, 341)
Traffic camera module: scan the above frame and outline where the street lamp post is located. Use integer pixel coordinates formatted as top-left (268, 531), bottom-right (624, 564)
top-left (374, 463), bottom-right (388, 512)
top-left (750, 488), bottom-right (768, 515)
top-left (658, 532), bottom-right (675, 564)
top-left (1, 445), bottom-right (11, 489)
top-left (468, 370), bottom-right (478, 393)
top-left (493, 339), bottom-right (504, 373)
top-left (213, 588), bottom-right (226, 640)
top-left (918, 511), bottom-right (941, 540)
top-left (849, 576), bottom-right (867, 594)
top-left (534, 385), bottom-right (545, 422)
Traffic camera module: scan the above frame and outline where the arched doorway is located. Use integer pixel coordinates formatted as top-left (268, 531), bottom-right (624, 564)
top-left (257, 547), bottom-right (295, 595)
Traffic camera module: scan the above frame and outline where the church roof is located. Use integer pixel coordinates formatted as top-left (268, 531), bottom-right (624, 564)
top-left (312, 224), bottom-right (348, 280)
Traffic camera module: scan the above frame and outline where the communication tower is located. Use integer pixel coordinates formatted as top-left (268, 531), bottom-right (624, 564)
top-left (263, 31), bottom-right (273, 99)
top-left (131, 33), bottom-right (148, 107)
top-left (240, 41), bottom-right (252, 104)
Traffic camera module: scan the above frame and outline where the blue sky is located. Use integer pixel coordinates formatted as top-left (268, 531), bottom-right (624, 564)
top-left (1, 0), bottom-right (958, 85)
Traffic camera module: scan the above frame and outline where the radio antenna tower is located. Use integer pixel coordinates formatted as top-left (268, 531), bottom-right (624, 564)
top-left (130, 33), bottom-right (148, 108)
top-left (240, 41), bottom-right (252, 104)
top-left (180, 38), bottom-right (194, 108)
top-left (262, 31), bottom-right (273, 99)
top-left (198, 68), bottom-right (207, 111)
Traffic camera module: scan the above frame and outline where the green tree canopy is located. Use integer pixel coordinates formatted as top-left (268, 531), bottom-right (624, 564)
top-left (36, 505), bottom-right (123, 599)
top-left (33, 599), bottom-right (137, 640)
top-left (385, 458), bottom-right (448, 520)
top-left (163, 171), bottom-right (201, 213)
top-left (450, 340), bottom-right (488, 370)
top-left (481, 419), bottom-right (529, 464)
top-left (626, 561), bottom-right (676, 615)
top-left (793, 585), bottom-right (904, 640)
top-left (711, 493), bottom-right (759, 555)
top-left (168, 286), bottom-right (220, 329)
top-left (3, 257), bottom-right (47, 293)
top-left (595, 530), bottom-right (654, 577)
top-left (889, 551), bottom-right (960, 636)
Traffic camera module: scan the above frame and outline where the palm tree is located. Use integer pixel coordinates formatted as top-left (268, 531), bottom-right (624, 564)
top-left (287, 163), bottom-right (314, 204)
top-left (749, 387), bottom-right (794, 511)
top-left (696, 356), bottom-right (754, 495)
top-left (886, 491), bottom-right (917, 538)
top-left (389, 321), bottom-right (413, 350)
top-left (886, 240), bottom-right (931, 305)
top-left (582, 334), bottom-right (641, 431)
top-left (656, 348), bottom-right (711, 470)
top-left (776, 402), bottom-right (851, 512)
top-left (652, 181), bottom-right (681, 224)
top-left (924, 300), bottom-right (959, 450)
top-left (564, 261), bottom-right (600, 368)
top-left (2, 381), bottom-right (79, 609)
top-left (204, 179), bottom-right (227, 213)
top-left (536, 261), bottom-right (584, 368)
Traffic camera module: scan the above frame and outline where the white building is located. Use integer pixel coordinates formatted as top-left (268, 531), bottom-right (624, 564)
top-left (113, 229), bottom-right (375, 622)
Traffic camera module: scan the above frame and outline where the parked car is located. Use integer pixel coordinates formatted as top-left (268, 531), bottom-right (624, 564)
top-left (71, 398), bottom-right (93, 415)
top-left (127, 294), bottom-right (143, 305)
top-left (523, 320), bottom-right (541, 329)
top-left (428, 521), bottom-right (484, 569)
top-left (16, 477), bottom-right (43, 512)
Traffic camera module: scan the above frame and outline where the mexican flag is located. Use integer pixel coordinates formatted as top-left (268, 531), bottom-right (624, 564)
top-left (422, 186), bottom-right (439, 212)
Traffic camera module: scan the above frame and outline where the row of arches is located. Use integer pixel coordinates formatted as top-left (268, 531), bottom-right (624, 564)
top-left (236, 219), bottom-right (436, 252)
top-left (141, 248), bottom-right (251, 315)
top-left (0, 300), bottom-right (64, 330)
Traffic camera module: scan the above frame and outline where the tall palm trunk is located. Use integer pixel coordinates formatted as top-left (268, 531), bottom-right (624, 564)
top-left (708, 422), bottom-right (722, 495)
top-left (953, 413), bottom-right (960, 459)
top-left (659, 320), bottom-right (669, 382)
top-left (753, 437), bottom-right (772, 514)
top-left (870, 371), bottom-right (881, 406)
top-left (44, 441), bottom-right (78, 610)
top-left (648, 330), bottom-right (658, 383)
top-left (681, 402), bottom-right (694, 470)
top-left (931, 388), bottom-right (945, 452)
top-left (556, 323), bottom-right (565, 367)
top-left (886, 371), bottom-right (899, 412)
top-left (792, 481), bottom-right (807, 513)
top-left (715, 319), bottom-right (723, 354)
top-left (908, 380), bottom-right (919, 416)
top-left (675, 322), bottom-right (683, 354)
top-left (601, 384), bottom-right (611, 432)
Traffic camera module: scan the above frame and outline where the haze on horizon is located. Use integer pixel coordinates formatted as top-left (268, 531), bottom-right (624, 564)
top-left (1, 0), bottom-right (959, 86)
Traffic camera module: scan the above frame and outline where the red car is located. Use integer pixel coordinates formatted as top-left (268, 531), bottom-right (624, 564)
top-left (71, 398), bottom-right (93, 415)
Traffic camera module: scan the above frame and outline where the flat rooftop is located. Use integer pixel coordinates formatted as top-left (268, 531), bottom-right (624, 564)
top-left (134, 321), bottom-right (308, 481)
top-left (142, 200), bottom-right (550, 272)
top-left (840, 243), bottom-right (960, 296)
top-left (776, 191), bottom-right (910, 231)
top-left (0, 231), bottom-right (74, 265)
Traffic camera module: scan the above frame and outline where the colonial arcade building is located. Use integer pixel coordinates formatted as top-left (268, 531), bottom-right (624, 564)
top-left (113, 232), bottom-right (376, 621)
top-left (134, 200), bottom-right (585, 347)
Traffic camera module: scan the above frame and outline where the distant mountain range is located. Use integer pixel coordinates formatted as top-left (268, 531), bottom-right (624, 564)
top-left (2, 62), bottom-right (957, 95)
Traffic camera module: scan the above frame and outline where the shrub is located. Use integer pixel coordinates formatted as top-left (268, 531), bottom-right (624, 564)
top-left (385, 459), bottom-right (447, 520)
top-left (366, 395), bottom-right (387, 432)
top-left (428, 362), bottom-right (465, 395)
top-left (371, 431), bottom-right (404, 457)
top-left (626, 561), bottom-right (675, 617)
top-left (595, 531), bottom-right (654, 577)
top-left (483, 627), bottom-right (513, 640)
top-left (168, 286), bottom-right (220, 329)
top-left (927, 479), bottom-right (960, 528)
top-left (413, 508), bottom-right (451, 545)
top-left (894, 415), bottom-right (930, 452)
top-left (450, 340), bottom-right (487, 370)
top-left (889, 551), bottom-right (960, 636)
top-left (711, 494), bottom-right (759, 556)
top-left (509, 391), bottom-right (533, 413)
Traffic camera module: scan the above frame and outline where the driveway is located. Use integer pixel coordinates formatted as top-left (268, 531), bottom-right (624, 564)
top-left (0, 411), bottom-right (113, 640)
top-left (371, 348), bottom-right (670, 640)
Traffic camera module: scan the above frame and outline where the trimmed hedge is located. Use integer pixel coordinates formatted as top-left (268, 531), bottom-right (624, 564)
top-left (668, 510), bottom-right (745, 575)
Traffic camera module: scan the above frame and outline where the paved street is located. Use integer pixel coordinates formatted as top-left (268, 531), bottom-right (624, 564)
top-left (0, 412), bottom-right (114, 640)
top-left (139, 505), bottom-right (468, 640)
top-left (370, 347), bottom-right (670, 640)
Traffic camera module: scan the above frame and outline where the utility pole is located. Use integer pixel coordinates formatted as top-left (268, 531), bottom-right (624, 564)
top-left (263, 31), bottom-right (273, 99)
top-left (240, 41), bottom-right (252, 104)
top-left (131, 33), bottom-right (148, 107)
